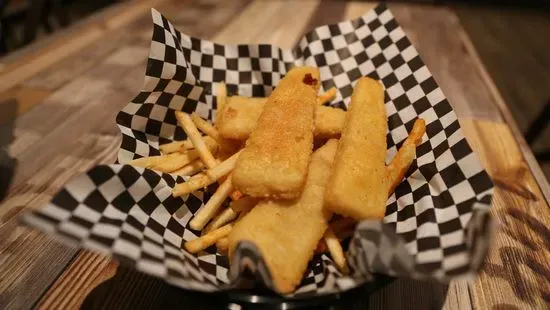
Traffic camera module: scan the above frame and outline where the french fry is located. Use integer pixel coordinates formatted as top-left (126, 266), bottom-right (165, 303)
top-left (216, 237), bottom-right (229, 253)
top-left (171, 159), bottom-right (205, 176)
top-left (204, 206), bottom-right (237, 233)
top-left (387, 118), bottom-right (426, 195)
top-left (172, 150), bottom-right (242, 197)
top-left (216, 82), bottom-right (227, 116)
top-left (129, 149), bottom-right (211, 173)
top-left (189, 175), bottom-right (234, 230)
top-left (153, 141), bottom-right (216, 172)
top-left (184, 223), bottom-right (233, 254)
top-left (191, 112), bottom-right (221, 141)
top-left (160, 137), bottom-right (213, 154)
top-left (159, 141), bottom-right (186, 154)
top-left (128, 155), bottom-right (165, 168)
top-left (229, 196), bottom-right (257, 213)
top-left (324, 227), bottom-right (349, 274)
top-left (317, 87), bottom-right (337, 105)
top-left (175, 111), bottom-right (218, 169)
top-left (173, 173), bottom-right (210, 197)
top-left (171, 149), bottom-right (238, 197)
top-left (206, 150), bottom-right (242, 181)
top-left (176, 136), bottom-right (217, 153)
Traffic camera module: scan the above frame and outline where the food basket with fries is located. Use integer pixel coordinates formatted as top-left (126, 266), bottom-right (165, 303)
top-left (22, 4), bottom-right (493, 302)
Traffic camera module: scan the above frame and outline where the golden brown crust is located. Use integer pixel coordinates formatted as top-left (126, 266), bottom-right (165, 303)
top-left (325, 77), bottom-right (389, 220)
top-left (228, 140), bottom-right (338, 293)
top-left (217, 97), bottom-right (264, 140)
top-left (232, 67), bottom-right (319, 199)
top-left (217, 98), bottom-right (346, 141)
top-left (313, 106), bottom-right (346, 139)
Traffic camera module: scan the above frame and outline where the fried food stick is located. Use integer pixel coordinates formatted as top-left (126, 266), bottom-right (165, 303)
top-left (129, 137), bottom-right (217, 173)
top-left (216, 97), bottom-right (345, 140)
top-left (172, 150), bottom-right (242, 197)
top-left (323, 227), bottom-right (349, 274)
top-left (216, 237), bottom-right (229, 253)
top-left (171, 159), bottom-right (205, 176)
top-left (387, 119), bottom-right (426, 195)
top-left (232, 67), bottom-right (320, 199)
top-left (189, 174), bottom-right (234, 230)
top-left (325, 77), bottom-right (389, 220)
top-left (314, 105), bottom-right (346, 139)
top-left (228, 140), bottom-right (338, 294)
top-left (159, 140), bottom-right (189, 154)
top-left (191, 112), bottom-right (220, 141)
top-left (204, 206), bottom-right (237, 233)
top-left (317, 87), bottom-right (337, 105)
top-left (184, 223), bottom-right (233, 254)
top-left (175, 111), bottom-right (218, 169)
top-left (159, 136), bottom-right (216, 154)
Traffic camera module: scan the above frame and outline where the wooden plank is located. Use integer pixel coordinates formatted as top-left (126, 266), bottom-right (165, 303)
top-left (0, 0), bottom-right (132, 67)
top-left (0, 86), bottom-right (50, 119)
top-left (455, 20), bottom-right (550, 204)
top-left (458, 119), bottom-right (550, 309)
top-left (212, 0), bottom-right (288, 44)
top-left (36, 253), bottom-right (118, 310)
top-left (0, 27), bottom-right (105, 93)
top-left (0, 86), bottom-right (127, 308)
top-left (23, 31), bottom-right (143, 91)
top-left (0, 134), bottom-right (120, 309)
top-left (0, 0), bottom-right (172, 94)
top-left (369, 278), bottom-right (449, 309)
top-left (343, 2), bottom-right (378, 20)
top-left (253, 0), bottom-right (321, 49)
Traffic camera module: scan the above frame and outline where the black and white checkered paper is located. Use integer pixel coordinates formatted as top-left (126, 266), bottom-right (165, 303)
top-left (23, 4), bottom-right (493, 297)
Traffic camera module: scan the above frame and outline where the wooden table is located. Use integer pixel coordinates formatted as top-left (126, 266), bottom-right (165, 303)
top-left (1, 0), bottom-right (549, 308)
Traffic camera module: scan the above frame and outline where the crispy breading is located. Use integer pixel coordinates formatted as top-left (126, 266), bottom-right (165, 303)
top-left (228, 140), bottom-right (338, 294)
top-left (217, 97), bottom-right (264, 140)
top-left (231, 67), bottom-right (320, 199)
top-left (325, 77), bottom-right (389, 220)
top-left (314, 106), bottom-right (346, 139)
top-left (217, 97), bottom-right (345, 140)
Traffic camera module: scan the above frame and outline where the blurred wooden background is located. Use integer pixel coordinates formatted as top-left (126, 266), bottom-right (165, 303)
top-left (2, 0), bottom-right (548, 178)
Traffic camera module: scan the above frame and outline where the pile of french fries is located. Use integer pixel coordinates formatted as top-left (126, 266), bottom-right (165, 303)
top-left (130, 68), bottom-right (426, 293)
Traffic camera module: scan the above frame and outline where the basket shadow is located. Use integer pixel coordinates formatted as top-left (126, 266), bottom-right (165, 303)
top-left (81, 265), bottom-right (449, 309)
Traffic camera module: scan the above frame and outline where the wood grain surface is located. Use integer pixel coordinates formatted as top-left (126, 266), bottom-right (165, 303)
top-left (0, 0), bottom-right (549, 309)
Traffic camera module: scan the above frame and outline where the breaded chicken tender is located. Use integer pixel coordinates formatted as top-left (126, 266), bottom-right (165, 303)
top-left (232, 67), bottom-right (320, 199)
top-left (217, 97), bottom-right (345, 140)
top-left (216, 97), bottom-right (264, 140)
top-left (325, 77), bottom-right (389, 220)
top-left (314, 105), bottom-right (346, 139)
top-left (228, 140), bottom-right (338, 293)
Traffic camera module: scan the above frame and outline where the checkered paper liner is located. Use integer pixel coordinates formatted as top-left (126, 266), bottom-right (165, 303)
top-left (22, 4), bottom-right (493, 297)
